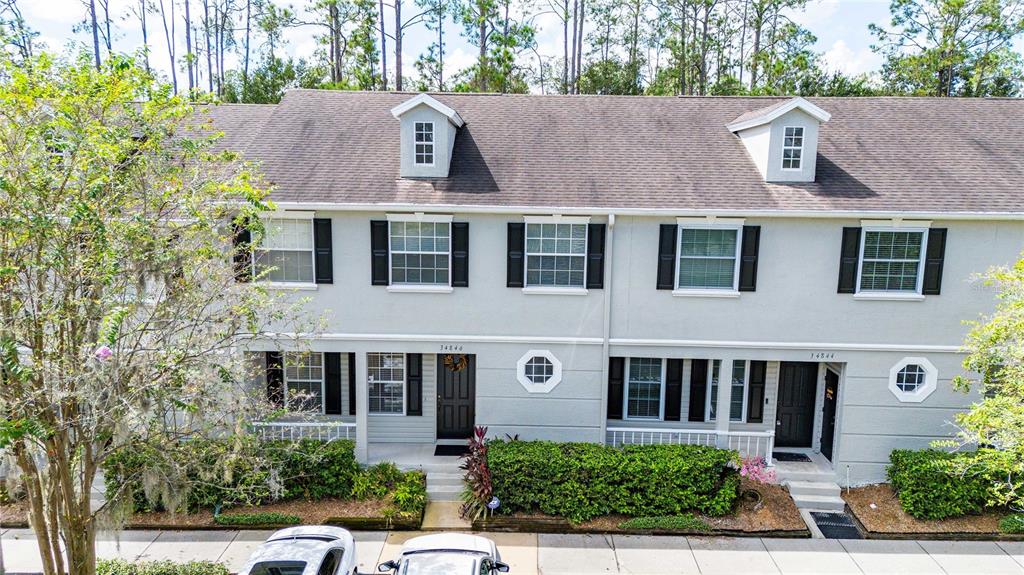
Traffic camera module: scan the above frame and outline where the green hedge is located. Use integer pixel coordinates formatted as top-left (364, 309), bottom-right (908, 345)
top-left (887, 449), bottom-right (993, 520)
top-left (487, 441), bottom-right (739, 523)
top-left (213, 511), bottom-right (301, 526)
top-left (97, 559), bottom-right (229, 575)
top-left (1000, 514), bottom-right (1024, 534)
top-left (102, 438), bottom-right (359, 513)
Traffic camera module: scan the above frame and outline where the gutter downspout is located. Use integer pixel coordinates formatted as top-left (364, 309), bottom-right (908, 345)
top-left (598, 213), bottom-right (616, 445)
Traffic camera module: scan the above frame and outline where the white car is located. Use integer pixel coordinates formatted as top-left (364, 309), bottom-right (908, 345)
top-left (239, 526), bottom-right (357, 575)
top-left (377, 533), bottom-right (510, 574)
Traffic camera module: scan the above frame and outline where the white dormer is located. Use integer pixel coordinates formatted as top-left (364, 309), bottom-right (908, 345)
top-left (391, 94), bottom-right (464, 178)
top-left (727, 97), bottom-right (830, 183)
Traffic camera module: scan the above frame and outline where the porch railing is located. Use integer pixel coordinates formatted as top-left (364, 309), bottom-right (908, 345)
top-left (606, 426), bottom-right (775, 463)
top-left (250, 420), bottom-right (357, 442)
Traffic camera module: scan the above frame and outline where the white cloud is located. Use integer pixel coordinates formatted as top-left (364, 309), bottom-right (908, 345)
top-left (823, 39), bottom-right (882, 76)
top-left (787, 0), bottom-right (840, 29)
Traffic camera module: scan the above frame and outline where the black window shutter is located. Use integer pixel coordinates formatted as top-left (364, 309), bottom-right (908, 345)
top-left (738, 225), bottom-right (761, 292)
top-left (838, 227), bottom-right (862, 293)
top-left (370, 220), bottom-right (389, 285)
top-left (406, 353), bottom-right (423, 416)
top-left (347, 352), bottom-right (356, 415)
top-left (507, 222), bottom-right (525, 288)
top-left (688, 359), bottom-right (708, 422)
top-left (266, 351), bottom-right (284, 407)
top-left (657, 224), bottom-right (677, 290)
top-left (313, 218), bottom-right (333, 284)
top-left (586, 223), bottom-right (606, 289)
top-left (747, 360), bottom-right (767, 423)
top-left (665, 359), bottom-right (683, 421)
top-left (232, 221), bottom-right (252, 282)
top-left (607, 357), bottom-right (625, 419)
top-left (922, 228), bottom-right (947, 295)
top-left (452, 222), bottom-right (470, 287)
top-left (324, 352), bottom-right (342, 415)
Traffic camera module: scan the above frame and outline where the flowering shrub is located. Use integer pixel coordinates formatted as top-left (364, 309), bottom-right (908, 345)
top-left (739, 457), bottom-right (777, 484)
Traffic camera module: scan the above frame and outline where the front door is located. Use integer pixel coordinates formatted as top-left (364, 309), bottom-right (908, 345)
top-left (775, 362), bottom-right (818, 448)
top-left (820, 369), bottom-right (840, 461)
top-left (436, 354), bottom-right (475, 440)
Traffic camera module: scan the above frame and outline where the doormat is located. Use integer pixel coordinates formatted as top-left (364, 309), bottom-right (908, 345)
top-left (434, 444), bottom-right (470, 457)
top-left (810, 512), bottom-right (862, 539)
top-left (772, 451), bottom-right (812, 463)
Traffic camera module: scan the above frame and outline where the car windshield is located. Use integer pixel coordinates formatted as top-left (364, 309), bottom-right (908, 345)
top-left (399, 552), bottom-right (480, 574)
top-left (248, 560), bottom-right (307, 575)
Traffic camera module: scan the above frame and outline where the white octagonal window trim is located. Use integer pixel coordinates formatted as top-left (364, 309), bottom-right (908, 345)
top-left (889, 357), bottom-right (938, 403)
top-left (516, 350), bottom-right (563, 393)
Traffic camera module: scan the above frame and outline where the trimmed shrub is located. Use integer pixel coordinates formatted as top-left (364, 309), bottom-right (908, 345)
top-left (487, 440), bottom-right (739, 523)
top-left (618, 514), bottom-right (711, 531)
top-left (887, 449), bottom-right (993, 520)
top-left (97, 559), bottom-right (229, 575)
top-left (213, 511), bottom-right (301, 526)
top-left (1000, 514), bottom-right (1024, 534)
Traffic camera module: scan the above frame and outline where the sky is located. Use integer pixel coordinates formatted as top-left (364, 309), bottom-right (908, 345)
top-left (15, 0), bottom-right (1023, 90)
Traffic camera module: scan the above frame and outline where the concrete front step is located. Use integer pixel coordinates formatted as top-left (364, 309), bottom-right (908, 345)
top-left (776, 469), bottom-right (835, 483)
top-left (428, 472), bottom-right (465, 488)
top-left (427, 483), bottom-right (463, 501)
top-left (785, 480), bottom-right (842, 498)
top-left (791, 493), bottom-right (846, 512)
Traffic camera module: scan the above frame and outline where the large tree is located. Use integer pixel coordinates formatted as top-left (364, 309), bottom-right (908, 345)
top-left (0, 52), bottom-right (306, 575)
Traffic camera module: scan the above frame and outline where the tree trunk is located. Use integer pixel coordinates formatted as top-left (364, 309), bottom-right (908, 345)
top-left (203, 0), bottom-right (213, 92)
top-left (184, 0), bottom-right (194, 93)
top-left (563, 0), bottom-right (569, 92)
top-left (395, 0), bottom-right (403, 90)
top-left (89, 0), bottom-right (101, 69)
top-left (139, 0), bottom-right (151, 74)
top-left (437, 1), bottom-right (444, 89)
top-left (379, 0), bottom-right (388, 90)
top-left (574, 0), bottom-right (584, 92)
top-left (243, 0), bottom-right (251, 94)
top-left (159, 0), bottom-right (178, 93)
top-left (478, 6), bottom-right (488, 91)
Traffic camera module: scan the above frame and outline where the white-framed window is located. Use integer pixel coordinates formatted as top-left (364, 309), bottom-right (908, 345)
top-left (706, 359), bottom-right (747, 422)
top-left (389, 220), bottom-right (451, 285)
top-left (525, 220), bottom-right (588, 288)
top-left (858, 228), bottom-right (927, 294)
top-left (368, 352), bottom-right (405, 414)
top-left (284, 352), bottom-right (325, 413)
top-left (781, 126), bottom-right (804, 170)
top-left (414, 121), bottom-right (434, 165)
top-left (677, 224), bottom-right (742, 291)
top-left (625, 357), bottom-right (664, 420)
top-left (254, 215), bottom-right (315, 284)
top-left (516, 350), bottom-right (563, 393)
top-left (889, 357), bottom-right (937, 403)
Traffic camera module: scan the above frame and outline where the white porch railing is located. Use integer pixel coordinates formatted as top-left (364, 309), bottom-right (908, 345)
top-left (251, 421), bottom-right (357, 442)
top-left (606, 426), bottom-right (775, 463)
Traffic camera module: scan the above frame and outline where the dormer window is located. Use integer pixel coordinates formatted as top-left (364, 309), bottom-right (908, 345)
top-left (781, 126), bottom-right (803, 170)
top-left (414, 122), bottom-right (434, 165)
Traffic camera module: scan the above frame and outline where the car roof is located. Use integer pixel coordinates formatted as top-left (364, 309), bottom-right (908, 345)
top-left (244, 526), bottom-right (352, 569)
top-left (401, 533), bottom-right (496, 556)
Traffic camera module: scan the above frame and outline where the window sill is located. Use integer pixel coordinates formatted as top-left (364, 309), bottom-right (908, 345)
top-left (386, 285), bottom-right (454, 294)
top-left (522, 287), bottom-right (589, 296)
top-left (672, 289), bottom-right (741, 298)
top-left (853, 292), bottom-right (925, 301)
top-left (261, 282), bottom-right (319, 291)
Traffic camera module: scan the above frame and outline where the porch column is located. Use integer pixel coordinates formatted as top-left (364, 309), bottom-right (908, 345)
top-left (355, 352), bottom-right (369, 463)
top-left (715, 357), bottom-right (738, 449)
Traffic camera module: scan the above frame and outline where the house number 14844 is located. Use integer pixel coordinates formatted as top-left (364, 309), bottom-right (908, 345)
top-left (809, 352), bottom-right (836, 360)
top-left (440, 344), bottom-right (464, 352)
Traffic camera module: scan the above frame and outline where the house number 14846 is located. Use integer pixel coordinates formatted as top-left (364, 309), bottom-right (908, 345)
top-left (440, 344), bottom-right (464, 352)
top-left (809, 352), bottom-right (836, 360)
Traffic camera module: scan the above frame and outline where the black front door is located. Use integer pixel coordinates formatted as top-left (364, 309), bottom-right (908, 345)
top-left (775, 362), bottom-right (818, 448)
top-left (437, 354), bottom-right (475, 439)
top-left (820, 369), bottom-right (840, 461)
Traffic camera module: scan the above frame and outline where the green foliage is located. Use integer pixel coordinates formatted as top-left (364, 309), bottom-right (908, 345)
top-left (487, 440), bottom-right (739, 524)
top-left (96, 559), bottom-right (229, 575)
top-left (618, 514), bottom-right (711, 532)
top-left (213, 511), bottom-right (301, 526)
top-left (887, 449), bottom-right (995, 519)
top-left (352, 462), bottom-right (403, 500)
top-left (391, 471), bottom-right (428, 514)
top-left (1000, 514), bottom-right (1024, 534)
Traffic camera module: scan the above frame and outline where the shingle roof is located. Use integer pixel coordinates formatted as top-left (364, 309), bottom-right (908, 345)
top-left (211, 90), bottom-right (1024, 214)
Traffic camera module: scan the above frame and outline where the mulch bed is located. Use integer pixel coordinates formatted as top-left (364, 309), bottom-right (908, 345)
top-left (843, 484), bottom-right (1023, 540)
top-left (0, 497), bottom-right (421, 531)
top-left (475, 478), bottom-right (808, 537)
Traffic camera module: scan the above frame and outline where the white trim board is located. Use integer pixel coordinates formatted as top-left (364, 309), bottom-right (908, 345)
top-left (610, 338), bottom-right (963, 353)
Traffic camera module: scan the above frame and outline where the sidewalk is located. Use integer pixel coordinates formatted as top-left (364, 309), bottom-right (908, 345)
top-left (2, 528), bottom-right (1024, 574)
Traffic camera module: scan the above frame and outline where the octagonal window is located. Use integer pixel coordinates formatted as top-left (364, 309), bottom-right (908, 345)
top-left (889, 357), bottom-right (937, 403)
top-left (516, 350), bottom-right (563, 393)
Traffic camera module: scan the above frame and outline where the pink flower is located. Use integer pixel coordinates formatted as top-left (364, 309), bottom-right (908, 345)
top-left (95, 345), bottom-right (113, 361)
top-left (739, 456), bottom-right (777, 484)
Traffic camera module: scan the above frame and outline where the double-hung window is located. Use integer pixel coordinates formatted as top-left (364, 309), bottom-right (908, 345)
top-left (390, 219), bottom-right (451, 285)
top-left (782, 126), bottom-right (803, 170)
top-left (414, 122), bottom-right (434, 165)
top-left (255, 215), bottom-right (315, 284)
top-left (706, 360), bottom-right (747, 422)
top-left (525, 220), bottom-right (587, 288)
top-left (284, 352), bottom-right (324, 413)
top-left (368, 352), bottom-right (405, 414)
top-left (858, 228), bottom-right (927, 294)
top-left (677, 224), bottom-right (742, 291)
top-left (625, 358), bottom-right (664, 420)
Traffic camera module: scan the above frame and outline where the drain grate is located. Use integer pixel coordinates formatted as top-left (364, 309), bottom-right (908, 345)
top-left (810, 511), bottom-right (863, 539)
top-left (772, 451), bottom-right (812, 463)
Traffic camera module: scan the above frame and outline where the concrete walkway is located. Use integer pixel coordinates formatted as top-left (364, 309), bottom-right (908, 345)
top-left (2, 528), bottom-right (1024, 574)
